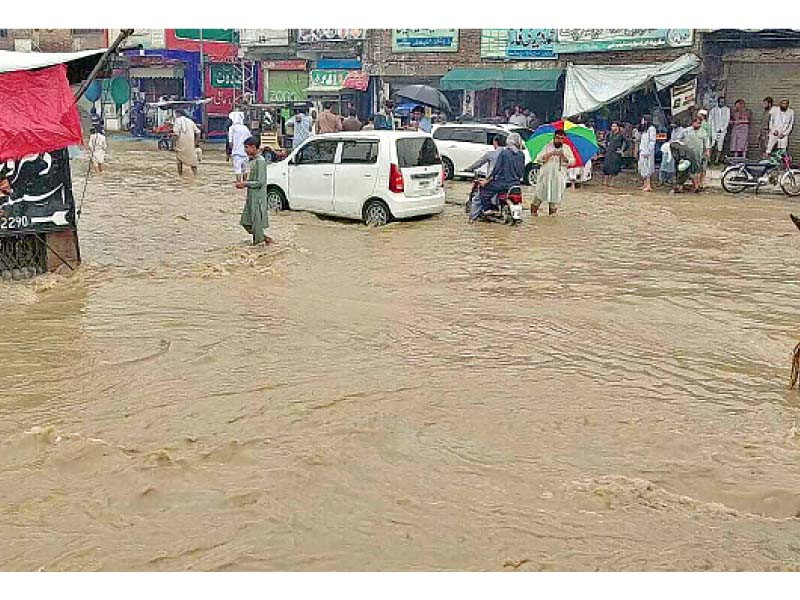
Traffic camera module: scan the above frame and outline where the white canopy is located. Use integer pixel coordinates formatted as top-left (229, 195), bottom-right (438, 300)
top-left (0, 48), bottom-right (106, 74)
top-left (563, 53), bottom-right (701, 118)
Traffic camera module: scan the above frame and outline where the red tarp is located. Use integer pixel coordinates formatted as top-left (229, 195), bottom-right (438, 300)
top-left (0, 64), bottom-right (83, 160)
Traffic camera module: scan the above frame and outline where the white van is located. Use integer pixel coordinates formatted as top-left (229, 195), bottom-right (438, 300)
top-left (265, 131), bottom-right (445, 226)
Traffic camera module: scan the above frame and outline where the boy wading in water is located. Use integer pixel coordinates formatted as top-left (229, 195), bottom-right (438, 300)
top-left (235, 136), bottom-right (273, 245)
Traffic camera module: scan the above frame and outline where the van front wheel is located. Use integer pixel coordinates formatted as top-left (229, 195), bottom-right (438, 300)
top-left (363, 200), bottom-right (391, 227)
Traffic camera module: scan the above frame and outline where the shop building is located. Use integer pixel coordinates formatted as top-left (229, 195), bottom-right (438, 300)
top-left (702, 29), bottom-right (800, 158)
top-left (364, 29), bottom-right (702, 123)
top-left (164, 29), bottom-right (258, 136)
top-left (239, 30), bottom-right (306, 104)
top-left (294, 30), bottom-right (371, 118)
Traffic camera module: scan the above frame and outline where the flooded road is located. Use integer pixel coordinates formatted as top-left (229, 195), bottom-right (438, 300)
top-left (3, 139), bottom-right (800, 571)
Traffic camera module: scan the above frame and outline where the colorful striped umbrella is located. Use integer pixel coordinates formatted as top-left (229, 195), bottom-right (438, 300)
top-left (525, 120), bottom-right (599, 167)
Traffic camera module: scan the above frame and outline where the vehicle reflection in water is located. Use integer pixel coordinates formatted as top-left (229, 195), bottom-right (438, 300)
top-left (2, 140), bottom-right (800, 571)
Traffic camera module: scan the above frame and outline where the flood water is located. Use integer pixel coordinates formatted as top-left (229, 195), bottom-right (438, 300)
top-left (3, 139), bottom-right (800, 571)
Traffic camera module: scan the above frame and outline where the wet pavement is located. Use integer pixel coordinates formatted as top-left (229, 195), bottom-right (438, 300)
top-left (3, 139), bottom-right (800, 571)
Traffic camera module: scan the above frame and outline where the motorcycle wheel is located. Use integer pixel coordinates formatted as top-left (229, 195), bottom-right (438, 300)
top-left (721, 168), bottom-right (750, 194)
top-left (502, 205), bottom-right (512, 224)
top-left (780, 169), bottom-right (800, 197)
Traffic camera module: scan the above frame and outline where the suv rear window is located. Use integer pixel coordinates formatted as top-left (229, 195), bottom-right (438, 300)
top-left (396, 137), bottom-right (441, 168)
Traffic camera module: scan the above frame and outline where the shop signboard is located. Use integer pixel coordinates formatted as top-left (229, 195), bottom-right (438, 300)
top-left (309, 69), bottom-right (349, 89)
top-left (392, 29), bottom-right (458, 53)
top-left (174, 29), bottom-right (238, 43)
top-left (343, 71), bottom-right (369, 92)
top-left (480, 29), bottom-right (557, 59)
top-left (297, 29), bottom-right (365, 43)
top-left (266, 71), bottom-right (309, 102)
top-left (670, 78), bottom-right (697, 115)
top-left (261, 59), bottom-right (307, 71)
top-left (555, 29), bottom-right (693, 53)
top-left (210, 63), bottom-right (240, 89)
top-left (0, 149), bottom-right (75, 235)
top-left (238, 29), bottom-right (289, 47)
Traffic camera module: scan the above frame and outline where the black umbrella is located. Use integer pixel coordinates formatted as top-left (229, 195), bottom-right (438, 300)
top-left (394, 84), bottom-right (451, 113)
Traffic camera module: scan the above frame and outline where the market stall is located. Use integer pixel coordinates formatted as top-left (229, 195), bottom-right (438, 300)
top-left (0, 47), bottom-right (113, 276)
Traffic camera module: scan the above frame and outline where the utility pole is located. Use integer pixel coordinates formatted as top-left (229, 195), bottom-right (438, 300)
top-left (199, 28), bottom-right (207, 135)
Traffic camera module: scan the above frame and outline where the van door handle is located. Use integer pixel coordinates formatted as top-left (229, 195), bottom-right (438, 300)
top-left (363, 174), bottom-right (373, 178)
top-left (322, 173), bottom-right (332, 177)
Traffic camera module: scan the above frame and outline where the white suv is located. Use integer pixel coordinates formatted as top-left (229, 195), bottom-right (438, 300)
top-left (432, 123), bottom-right (537, 185)
top-left (266, 131), bottom-right (445, 226)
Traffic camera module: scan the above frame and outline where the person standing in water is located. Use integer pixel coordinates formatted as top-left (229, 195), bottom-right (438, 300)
top-left (235, 137), bottom-right (271, 246)
top-left (601, 122), bottom-right (627, 187)
top-left (172, 109), bottom-right (200, 176)
top-left (638, 116), bottom-right (657, 192)
top-left (532, 128), bottom-right (575, 216)
top-left (228, 112), bottom-right (251, 183)
top-left (87, 126), bottom-right (107, 174)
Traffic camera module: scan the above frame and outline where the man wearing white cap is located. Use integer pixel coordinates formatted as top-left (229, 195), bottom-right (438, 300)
top-left (766, 98), bottom-right (795, 155)
top-left (709, 97), bottom-right (731, 164)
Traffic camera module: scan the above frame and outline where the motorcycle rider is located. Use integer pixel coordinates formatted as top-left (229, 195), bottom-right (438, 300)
top-left (477, 132), bottom-right (525, 218)
top-left (466, 135), bottom-right (505, 222)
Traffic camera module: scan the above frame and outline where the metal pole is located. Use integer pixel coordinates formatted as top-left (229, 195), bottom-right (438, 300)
top-left (199, 29), bottom-right (207, 134)
top-left (73, 29), bottom-right (133, 102)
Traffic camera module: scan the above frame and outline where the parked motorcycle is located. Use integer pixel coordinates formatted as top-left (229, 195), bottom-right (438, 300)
top-left (721, 150), bottom-right (800, 197)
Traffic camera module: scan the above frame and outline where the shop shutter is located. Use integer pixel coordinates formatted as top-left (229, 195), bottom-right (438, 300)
top-left (724, 60), bottom-right (800, 159)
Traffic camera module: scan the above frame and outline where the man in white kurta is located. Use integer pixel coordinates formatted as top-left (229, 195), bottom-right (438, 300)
top-left (709, 97), bottom-right (731, 163)
top-left (172, 110), bottom-right (201, 175)
top-left (766, 98), bottom-right (795, 155)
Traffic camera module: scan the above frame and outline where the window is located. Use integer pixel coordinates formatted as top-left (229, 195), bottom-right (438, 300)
top-left (452, 129), bottom-right (489, 144)
top-left (396, 138), bottom-right (441, 168)
top-left (340, 141), bottom-right (378, 164)
top-left (432, 128), bottom-right (454, 141)
top-left (0, 30), bottom-right (8, 39)
top-left (486, 132), bottom-right (506, 145)
top-left (510, 128), bottom-right (534, 141)
top-left (295, 140), bottom-right (338, 165)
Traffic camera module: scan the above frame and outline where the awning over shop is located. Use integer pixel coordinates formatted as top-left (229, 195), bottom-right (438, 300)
top-left (130, 66), bottom-right (184, 79)
top-left (562, 53), bottom-right (701, 118)
top-left (440, 68), bottom-right (563, 92)
top-left (0, 48), bottom-right (106, 74)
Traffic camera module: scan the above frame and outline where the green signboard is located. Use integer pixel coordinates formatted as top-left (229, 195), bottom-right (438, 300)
top-left (481, 29), bottom-right (557, 59)
top-left (174, 29), bottom-right (238, 43)
top-left (267, 71), bottom-right (309, 102)
top-left (309, 69), bottom-right (349, 90)
top-left (555, 29), bottom-right (693, 53)
top-left (392, 29), bottom-right (458, 53)
top-left (210, 63), bottom-right (240, 89)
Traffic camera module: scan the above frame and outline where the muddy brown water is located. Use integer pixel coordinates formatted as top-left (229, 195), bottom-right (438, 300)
top-left (3, 139), bottom-right (800, 571)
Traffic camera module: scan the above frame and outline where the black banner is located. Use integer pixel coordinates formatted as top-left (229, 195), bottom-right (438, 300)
top-left (0, 148), bottom-right (76, 236)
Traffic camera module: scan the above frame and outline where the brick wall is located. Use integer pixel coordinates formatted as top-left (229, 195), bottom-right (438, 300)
top-left (0, 29), bottom-right (33, 51)
top-left (0, 29), bottom-right (106, 52)
top-left (364, 29), bottom-right (704, 77)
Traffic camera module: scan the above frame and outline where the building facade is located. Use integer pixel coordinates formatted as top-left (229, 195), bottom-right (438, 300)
top-left (364, 29), bottom-right (702, 120)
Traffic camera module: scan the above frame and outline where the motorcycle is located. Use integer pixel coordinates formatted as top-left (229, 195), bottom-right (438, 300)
top-left (464, 169), bottom-right (524, 225)
top-left (721, 150), bottom-right (800, 197)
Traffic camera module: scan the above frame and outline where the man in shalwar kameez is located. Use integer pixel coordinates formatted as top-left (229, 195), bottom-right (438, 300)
top-left (235, 136), bottom-right (271, 245)
top-left (172, 109), bottom-right (201, 176)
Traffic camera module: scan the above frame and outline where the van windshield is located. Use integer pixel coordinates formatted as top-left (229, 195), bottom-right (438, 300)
top-left (396, 137), bottom-right (441, 168)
